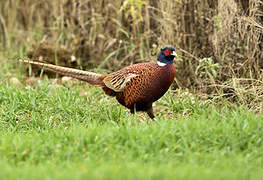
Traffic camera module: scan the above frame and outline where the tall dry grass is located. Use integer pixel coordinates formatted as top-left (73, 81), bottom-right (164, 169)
top-left (0, 0), bottom-right (263, 109)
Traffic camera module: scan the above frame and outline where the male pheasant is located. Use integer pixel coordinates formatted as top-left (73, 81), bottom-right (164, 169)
top-left (19, 46), bottom-right (177, 120)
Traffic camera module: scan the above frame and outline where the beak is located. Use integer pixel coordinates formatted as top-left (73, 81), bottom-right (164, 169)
top-left (171, 51), bottom-right (177, 57)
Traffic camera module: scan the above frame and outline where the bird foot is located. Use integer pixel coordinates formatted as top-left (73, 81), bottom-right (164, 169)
top-left (152, 117), bottom-right (160, 125)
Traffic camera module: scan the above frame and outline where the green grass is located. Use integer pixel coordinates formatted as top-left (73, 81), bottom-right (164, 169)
top-left (0, 79), bottom-right (263, 180)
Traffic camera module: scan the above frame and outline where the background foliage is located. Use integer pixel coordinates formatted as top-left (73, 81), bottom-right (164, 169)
top-left (0, 0), bottom-right (263, 109)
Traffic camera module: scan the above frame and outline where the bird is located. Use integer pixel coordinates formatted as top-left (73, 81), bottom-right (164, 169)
top-left (19, 46), bottom-right (177, 120)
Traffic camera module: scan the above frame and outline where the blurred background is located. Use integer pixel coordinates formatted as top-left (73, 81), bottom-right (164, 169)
top-left (0, 0), bottom-right (263, 107)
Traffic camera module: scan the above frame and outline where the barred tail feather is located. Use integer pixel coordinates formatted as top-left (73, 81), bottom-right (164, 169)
top-left (19, 59), bottom-right (105, 86)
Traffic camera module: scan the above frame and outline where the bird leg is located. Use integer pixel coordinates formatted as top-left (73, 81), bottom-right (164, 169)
top-left (146, 107), bottom-right (160, 124)
top-left (146, 106), bottom-right (155, 119)
top-left (130, 104), bottom-right (136, 114)
top-left (130, 108), bottom-right (135, 114)
top-left (130, 104), bottom-right (158, 122)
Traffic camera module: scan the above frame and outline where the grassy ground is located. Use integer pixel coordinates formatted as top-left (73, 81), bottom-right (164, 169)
top-left (1, 0), bottom-right (262, 178)
top-left (0, 62), bottom-right (263, 179)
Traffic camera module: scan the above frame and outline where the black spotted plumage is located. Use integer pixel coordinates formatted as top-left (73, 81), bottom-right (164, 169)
top-left (19, 46), bottom-right (177, 120)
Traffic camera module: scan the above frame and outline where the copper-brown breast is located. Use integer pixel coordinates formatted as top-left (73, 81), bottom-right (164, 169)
top-left (115, 62), bottom-right (175, 109)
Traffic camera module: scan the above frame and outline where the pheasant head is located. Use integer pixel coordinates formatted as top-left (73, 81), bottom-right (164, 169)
top-left (157, 46), bottom-right (177, 66)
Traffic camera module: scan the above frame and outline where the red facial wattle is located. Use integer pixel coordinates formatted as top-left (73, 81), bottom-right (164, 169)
top-left (164, 49), bottom-right (172, 56)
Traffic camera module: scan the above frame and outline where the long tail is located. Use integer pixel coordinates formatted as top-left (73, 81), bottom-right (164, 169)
top-left (19, 59), bottom-right (105, 86)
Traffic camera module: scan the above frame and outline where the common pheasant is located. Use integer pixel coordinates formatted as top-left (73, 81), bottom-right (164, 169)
top-left (19, 46), bottom-right (177, 120)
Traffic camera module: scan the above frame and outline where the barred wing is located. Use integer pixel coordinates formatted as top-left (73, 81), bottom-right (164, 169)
top-left (103, 70), bottom-right (138, 92)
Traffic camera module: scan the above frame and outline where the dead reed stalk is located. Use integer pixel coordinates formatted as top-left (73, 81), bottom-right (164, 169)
top-left (0, 0), bottom-right (263, 109)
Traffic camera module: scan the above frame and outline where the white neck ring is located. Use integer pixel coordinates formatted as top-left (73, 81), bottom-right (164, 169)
top-left (157, 61), bottom-right (167, 67)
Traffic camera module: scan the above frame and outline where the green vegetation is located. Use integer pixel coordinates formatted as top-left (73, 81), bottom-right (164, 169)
top-left (0, 78), bottom-right (262, 179)
top-left (0, 0), bottom-right (263, 179)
